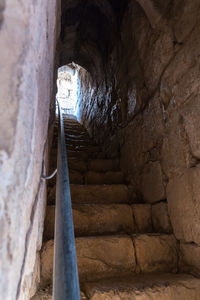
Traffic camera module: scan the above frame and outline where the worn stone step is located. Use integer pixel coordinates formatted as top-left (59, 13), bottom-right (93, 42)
top-left (66, 144), bottom-right (100, 153)
top-left (67, 150), bottom-right (106, 160)
top-left (67, 158), bottom-right (118, 173)
top-left (65, 130), bottom-right (88, 137)
top-left (81, 273), bottom-right (200, 300)
top-left (69, 171), bottom-right (123, 184)
top-left (70, 184), bottom-right (129, 204)
top-left (41, 236), bottom-right (136, 284)
top-left (48, 184), bottom-right (129, 205)
top-left (41, 234), bottom-right (178, 284)
top-left (31, 289), bottom-right (87, 300)
top-left (65, 129), bottom-right (89, 137)
top-left (32, 273), bottom-right (200, 300)
top-left (55, 121), bottom-right (85, 130)
top-left (68, 158), bottom-right (87, 172)
top-left (77, 236), bottom-right (135, 281)
top-left (64, 124), bottom-right (85, 130)
top-left (66, 139), bottom-right (92, 147)
top-left (69, 170), bottom-right (84, 184)
top-left (44, 202), bottom-right (168, 238)
top-left (44, 204), bottom-right (135, 240)
top-left (55, 124), bottom-right (84, 132)
top-left (67, 150), bottom-right (89, 160)
top-left (53, 134), bottom-right (92, 144)
top-left (87, 159), bottom-right (119, 172)
top-left (132, 204), bottom-right (152, 233)
top-left (132, 234), bottom-right (178, 273)
top-left (54, 131), bottom-right (89, 140)
top-left (63, 120), bottom-right (79, 125)
top-left (86, 171), bottom-right (124, 184)
top-left (64, 134), bottom-right (91, 142)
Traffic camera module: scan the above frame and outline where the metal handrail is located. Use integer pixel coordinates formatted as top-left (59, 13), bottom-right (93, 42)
top-left (53, 101), bottom-right (80, 300)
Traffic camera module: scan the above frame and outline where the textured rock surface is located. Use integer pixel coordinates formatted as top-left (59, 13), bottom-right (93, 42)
top-left (167, 167), bottom-right (200, 245)
top-left (86, 171), bottom-right (124, 185)
top-left (88, 159), bottom-right (118, 172)
top-left (44, 204), bottom-right (135, 239)
top-left (41, 240), bottom-right (54, 285)
top-left (41, 237), bottom-right (136, 283)
top-left (132, 204), bottom-right (152, 233)
top-left (141, 162), bottom-right (165, 203)
top-left (41, 234), bottom-right (180, 284)
top-left (31, 286), bottom-right (52, 300)
top-left (70, 184), bottom-right (129, 204)
top-left (73, 204), bottom-right (135, 236)
top-left (180, 242), bottom-right (200, 277)
top-left (0, 0), bottom-right (58, 299)
top-left (71, 0), bottom-right (200, 270)
top-left (82, 273), bottom-right (200, 300)
top-left (152, 202), bottom-right (172, 233)
top-left (77, 236), bottom-right (136, 281)
top-left (134, 234), bottom-right (178, 273)
top-left (48, 184), bottom-right (129, 205)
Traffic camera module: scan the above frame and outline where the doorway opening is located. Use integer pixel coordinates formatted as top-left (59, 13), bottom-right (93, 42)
top-left (56, 63), bottom-right (82, 118)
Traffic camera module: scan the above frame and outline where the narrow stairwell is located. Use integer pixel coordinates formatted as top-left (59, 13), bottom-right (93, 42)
top-left (33, 115), bottom-right (200, 300)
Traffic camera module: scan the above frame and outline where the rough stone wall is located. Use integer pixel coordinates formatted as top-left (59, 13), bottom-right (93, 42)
top-left (79, 0), bottom-right (200, 275)
top-left (0, 0), bottom-right (59, 299)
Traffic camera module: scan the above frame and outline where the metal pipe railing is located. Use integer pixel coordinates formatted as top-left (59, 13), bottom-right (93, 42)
top-left (53, 101), bottom-right (80, 300)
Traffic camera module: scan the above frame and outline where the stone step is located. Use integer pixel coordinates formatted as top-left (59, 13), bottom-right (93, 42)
top-left (55, 118), bottom-right (78, 124)
top-left (132, 234), bottom-right (178, 273)
top-left (31, 288), bottom-right (87, 300)
top-left (67, 150), bottom-right (89, 160)
top-left (81, 273), bottom-right (200, 300)
top-left (66, 144), bottom-right (100, 153)
top-left (68, 158), bottom-right (87, 172)
top-left (66, 139), bottom-right (92, 147)
top-left (64, 124), bottom-right (85, 130)
top-left (41, 234), bottom-right (178, 284)
top-left (69, 170), bottom-right (84, 184)
top-left (67, 150), bottom-right (106, 160)
top-left (68, 158), bottom-right (119, 173)
top-left (48, 184), bottom-right (129, 205)
top-left (85, 171), bottom-right (124, 184)
top-left (44, 204), bottom-right (135, 240)
top-left (54, 131), bottom-right (90, 140)
top-left (45, 201), bottom-right (170, 237)
top-left (64, 134), bottom-right (91, 142)
top-left (63, 120), bottom-right (79, 125)
top-left (53, 135), bottom-right (93, 147)
top-left (60, 117), bottom-right (78, 123)
top-left (65, 130), bottom-right (88, 137)
top-left (87, 159), bottom-right (119, 172)
top-left (70, 184), bottom-right (129, 204)
top-left (55, 125), bottom-right (85, 133)
top-left (53, 135), bottom-right (93, 145)
top-left (50, 148), bottom-right (101, 164)
top-left (65, 129), bottom-right (89, 137)
top-left (32, 273), bottom-right (200, 300)
top-left (50, 156), bottom-right (118, 174)
top-left (68, 170), bottom-right (124, 184)
top-left (41, 236), bottom-right (135, 284)
top-left (55, 121), bottom-right (85, 129)
top-left (132, 204), bottom-right (152, 233)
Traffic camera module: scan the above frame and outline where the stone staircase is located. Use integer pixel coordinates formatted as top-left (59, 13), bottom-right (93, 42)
top-left (33, 116), bottom-right (200, 299)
